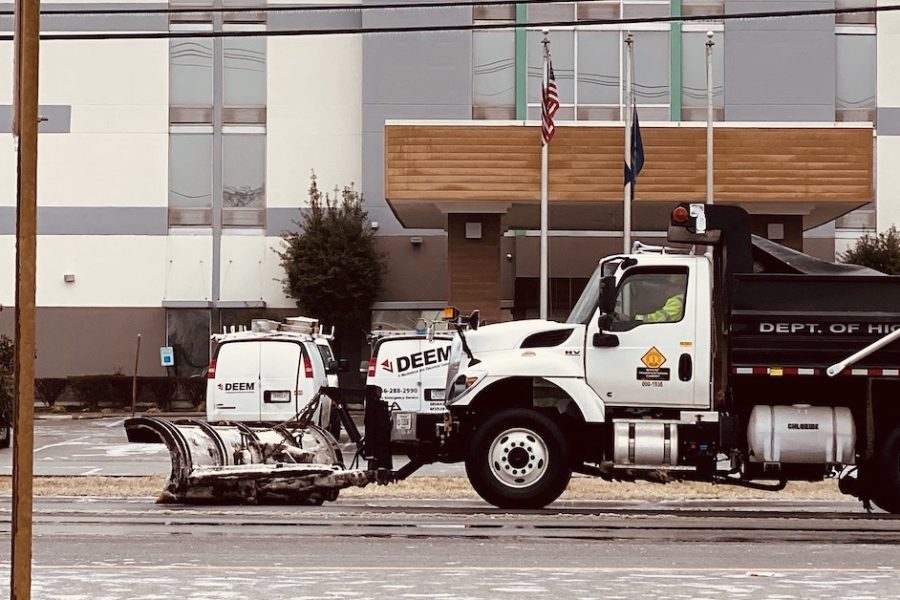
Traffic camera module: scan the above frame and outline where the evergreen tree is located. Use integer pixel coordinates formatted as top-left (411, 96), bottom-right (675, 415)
top-left (840, 226), bottom-right (900, 275)
top-left (279, 173), bottom-right (385, 337)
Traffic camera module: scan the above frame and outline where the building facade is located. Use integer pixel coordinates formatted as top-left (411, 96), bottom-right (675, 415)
top-left (0, 0), bottom-right (892, 377)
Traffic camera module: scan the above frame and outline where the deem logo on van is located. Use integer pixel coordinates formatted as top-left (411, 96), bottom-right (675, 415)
top-left (218, 382), bottom-right (256, 392)
top-left (385, 347), bottom-right (452, 375)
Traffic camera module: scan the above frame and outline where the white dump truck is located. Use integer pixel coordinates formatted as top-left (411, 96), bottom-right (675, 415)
top-left (389, 203), bottom-right (900, 513)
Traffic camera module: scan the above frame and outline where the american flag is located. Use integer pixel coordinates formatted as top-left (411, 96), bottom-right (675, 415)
top-left (541, 61), bottom-right (559, 146)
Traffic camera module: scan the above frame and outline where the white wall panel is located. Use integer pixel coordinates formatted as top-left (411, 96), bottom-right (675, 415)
top-left (219, 234), bottom-right (268, 303)
top-left (268, 34), bottom-right (362, 209)
top-left (261, 237), bottom-right (296, 308)
top-left (879, 0), bottom-right (900, 106)
top-left (36, 236), bottom-right (166, 307)
top-left (877, 136), bottom-right (900, 230)
top-left (163, 235), bottom-right (213, 302)
top-left (0, 236), bottom-right (13, 307)
top-left (40, 40), bottom-right (168, 130)
top-left (38, 133), bottom-right (168, 208)
top-left (0, 136), bottom-right (16, 208)
top-left (0, 42), bottom-right (12, 104)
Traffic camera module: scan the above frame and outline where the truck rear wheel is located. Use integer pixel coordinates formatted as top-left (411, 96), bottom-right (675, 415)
top-left (871, 426), bottom-right (900, 514)
top-left (465, 408), bottom-right (571, 509)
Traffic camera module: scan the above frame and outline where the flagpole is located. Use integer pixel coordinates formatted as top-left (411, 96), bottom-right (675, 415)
top-left (623, 32), bottom-right (634, 254)
top-left (706, 31), bottom-right (714, 205)
top-left (540, 29), bottom-right (550, 321)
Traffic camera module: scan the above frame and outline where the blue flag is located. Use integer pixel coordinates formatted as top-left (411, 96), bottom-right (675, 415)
top-left (624, 108), bottom-right (644, 186)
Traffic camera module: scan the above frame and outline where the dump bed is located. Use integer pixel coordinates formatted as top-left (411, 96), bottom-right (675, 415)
top-left (729, 273), bottom-right (900, 371)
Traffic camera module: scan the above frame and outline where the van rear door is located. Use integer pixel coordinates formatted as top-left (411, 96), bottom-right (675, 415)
top-left (211, 341), bottom-right (262, 421)
top-left (259, 341), bottom-right (302, 422)
top-left (369, 336), bottom-right (453, 413)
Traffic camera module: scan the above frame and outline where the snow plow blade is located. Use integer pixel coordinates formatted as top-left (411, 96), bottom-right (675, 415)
top-left (124, 417), bottom-right (374, 504)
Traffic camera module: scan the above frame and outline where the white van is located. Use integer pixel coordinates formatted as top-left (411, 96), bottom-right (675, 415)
top-left (365, 331), bottom-right (455, 414)
top-left (207, 318), bottom-right (338, 426)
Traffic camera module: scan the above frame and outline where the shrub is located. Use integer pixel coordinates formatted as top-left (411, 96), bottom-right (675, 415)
top-left (36, 378), bottom-right (67, 408)
top-left (839, 226), bottom-right (900, 275)
top-left (0, 335), bottom-right (12, 427)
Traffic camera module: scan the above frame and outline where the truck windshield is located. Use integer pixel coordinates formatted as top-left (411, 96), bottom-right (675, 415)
top-left (566, 258), bottom-right (624, 324)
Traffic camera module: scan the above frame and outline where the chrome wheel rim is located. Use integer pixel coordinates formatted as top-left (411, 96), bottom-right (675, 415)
top-left (488, 427), bottom-right (549, 488)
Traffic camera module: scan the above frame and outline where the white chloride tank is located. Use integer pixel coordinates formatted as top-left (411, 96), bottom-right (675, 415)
top-left (747, 404), bottom-right (856, 465)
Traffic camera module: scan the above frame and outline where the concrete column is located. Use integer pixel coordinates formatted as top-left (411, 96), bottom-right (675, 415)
top-left (447, 214), bottom-right (502, 323)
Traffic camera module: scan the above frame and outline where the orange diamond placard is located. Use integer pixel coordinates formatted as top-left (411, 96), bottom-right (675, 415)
top-left (641, 346), bottom-right (667, 369)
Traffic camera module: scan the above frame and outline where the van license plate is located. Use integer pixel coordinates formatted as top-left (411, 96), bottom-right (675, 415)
top-left (428, 389), bottom-right (445, 401)
top-left (268, 391), bottom-right (291, 403)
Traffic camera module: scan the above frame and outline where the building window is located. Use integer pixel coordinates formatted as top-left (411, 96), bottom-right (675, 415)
top-left (168, 5), bottom-right (267, 229)
top-left (525, 2), bottom-right (671, 121)
top-left (473, 30), bottom-right (516, 119)
top-left (166, 309), bottom-right (211, 378)
top-left (681, 0), bottom-right (724, 18)
top-left (223, 129), bottom-right (266, 227)
top-left (681, 27), bottom-right (724, 121)
top-left (835, 30), bottom-right (876, 122)
top-left (169, 129), bottom-right (213, 226)
top-left (835, 0), bottom-right (876, 25)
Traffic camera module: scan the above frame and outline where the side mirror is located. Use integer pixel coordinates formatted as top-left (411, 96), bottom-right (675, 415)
top-left (599, 275), bottom-right (617, 314)
top-left (467, 310), bottom-right (480, 331)
top-left (326, 359), bottom-right (339, 375)
top-left (338, 358), bottom-right (350, 373)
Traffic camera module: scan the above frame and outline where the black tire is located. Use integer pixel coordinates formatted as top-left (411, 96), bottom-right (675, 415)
top-left (465, 408), bottom-right (571, 509)
top-left (871, 426), bottom-right (900, 514)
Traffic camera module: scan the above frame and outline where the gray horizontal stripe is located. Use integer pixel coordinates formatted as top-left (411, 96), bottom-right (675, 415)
top-left (0, 207), bottom-right (167, 235)
top-left (0, 105), bottom-right (70, 133)
top-left (41, 207), bottom-right (168, 235)
top-left (267, 207), bottom-right (306, 236)
top-left (0, 4), bottom-right (168, 33)
top-left (878, 108), bottom-right (900, 136)
top-left (268, 8), bottom-right (361, 30)
top-left (162, 300), bottom-right (213, 308)
top-left (0, 207), bottom-right (415, 237)
top-left (0, 4), bottom-right (362, 34)
top-left (216, 300), bottom-right (267, 308)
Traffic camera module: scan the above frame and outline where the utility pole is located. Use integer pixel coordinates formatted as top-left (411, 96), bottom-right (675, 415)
top-left (12, 0), bottom-right (40, 596)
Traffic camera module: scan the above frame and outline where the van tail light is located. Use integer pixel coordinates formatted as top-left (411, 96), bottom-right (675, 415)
top-left (304, 358), bottom-right (314, 378)
top-left (367, 357), bottom-right (376, 377)
top-left (207, 359), bottom-right (217, 379)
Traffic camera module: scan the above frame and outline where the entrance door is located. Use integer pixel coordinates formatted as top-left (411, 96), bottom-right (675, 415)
top-left (586, 267), bottom-right (702, 408)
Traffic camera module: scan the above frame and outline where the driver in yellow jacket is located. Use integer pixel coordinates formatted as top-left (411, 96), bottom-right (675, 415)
top-left (636, 278), bottom-right (685, 323)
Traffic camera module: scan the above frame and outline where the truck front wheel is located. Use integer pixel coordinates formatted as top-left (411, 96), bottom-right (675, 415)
top-left (465, 408), bottom-right (571, 509)
top-left (871, 426), bottom-right (900, 514)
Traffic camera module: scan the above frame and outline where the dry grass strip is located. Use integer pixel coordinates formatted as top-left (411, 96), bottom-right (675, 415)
top-left (0, 475), bottom-right (847, 501)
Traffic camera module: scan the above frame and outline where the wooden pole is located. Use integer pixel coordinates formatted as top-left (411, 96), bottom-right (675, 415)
top-left (12, 0), bottom-right (40, 596)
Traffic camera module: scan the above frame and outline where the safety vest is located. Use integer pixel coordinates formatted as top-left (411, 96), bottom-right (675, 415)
top-left (636, 294), bottom-right (685, 323)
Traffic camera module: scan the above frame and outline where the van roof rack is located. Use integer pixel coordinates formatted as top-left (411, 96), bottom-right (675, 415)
top-left (211, 316), bottom-right (335, 343)
top-left (367, 328), bottom-right (454, 343)
top-left (631, 241), bottom-right (692, 255)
